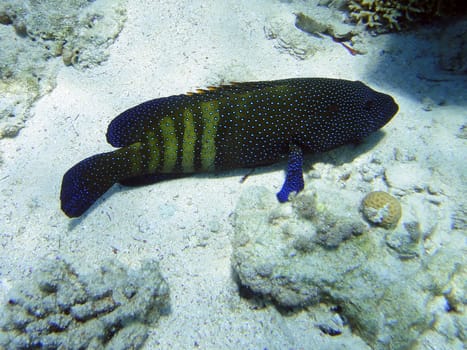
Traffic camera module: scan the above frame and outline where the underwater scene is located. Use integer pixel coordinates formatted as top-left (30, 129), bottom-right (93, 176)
top-left (0, 0), bottom-right (465, 349)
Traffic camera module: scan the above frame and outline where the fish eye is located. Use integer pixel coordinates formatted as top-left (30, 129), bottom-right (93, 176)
top-left (364, 99), bottom-right (375, 111)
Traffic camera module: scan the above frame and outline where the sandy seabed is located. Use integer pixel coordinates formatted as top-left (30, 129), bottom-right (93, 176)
top-left (0, 0), bottom-right (465, 349)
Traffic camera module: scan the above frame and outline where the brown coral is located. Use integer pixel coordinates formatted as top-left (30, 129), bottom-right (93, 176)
top-left (348, 0), bottom-right (464, 32)
top-left (361, 191), bottom-right (401, 229)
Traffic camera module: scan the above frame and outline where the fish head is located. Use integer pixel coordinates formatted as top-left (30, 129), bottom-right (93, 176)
top-left (353, 81), bottom-right (399, 139)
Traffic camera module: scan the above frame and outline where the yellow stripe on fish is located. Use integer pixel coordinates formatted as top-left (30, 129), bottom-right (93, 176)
top-left (181, 108), bottom-right (196, 173)
top-left (200, 101), bottom-right (220, 171)
top-left (159, 116), bottom-right (178, 173)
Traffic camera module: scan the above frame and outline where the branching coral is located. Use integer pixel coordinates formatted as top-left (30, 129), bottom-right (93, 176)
top-left (348, 0), bottom-right (464, 31)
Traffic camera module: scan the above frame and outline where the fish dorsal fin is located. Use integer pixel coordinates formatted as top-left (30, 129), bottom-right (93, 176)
top-left (186, 87), bottom-right (217, 96)
top-left (185, 81), bottom-right (278, 97)
top-left (186, 83), bottom-right (239, 96)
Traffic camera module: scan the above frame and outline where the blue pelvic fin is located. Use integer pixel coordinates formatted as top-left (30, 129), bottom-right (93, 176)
top-left (277, 143), bottom-right (304, 202)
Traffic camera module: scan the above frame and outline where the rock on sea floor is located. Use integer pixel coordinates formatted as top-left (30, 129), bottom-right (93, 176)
top-left (232, 186), bottom-right (466, 350)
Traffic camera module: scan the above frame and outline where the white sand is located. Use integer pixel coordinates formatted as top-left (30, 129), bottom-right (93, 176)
top-left (0, 0), bottom-right (465, 349)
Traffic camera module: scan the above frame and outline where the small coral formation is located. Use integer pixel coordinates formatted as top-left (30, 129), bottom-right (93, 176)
top-left (0, 258), bottom-right (169, 349)
top-left (264, 15), bottom-right (322, 60)
top-left (271, 188), bottom-right (367, 249)
top-left (361, 191), bottom-right (401, 229)
top-left (385, 221), bottom-right (423, 259)
top-left (294, 11), bottom-right (355, 41)
top-left (348, 0), bottom-right (465, 32)
top-left (292, 190), bottom-right (367, 248)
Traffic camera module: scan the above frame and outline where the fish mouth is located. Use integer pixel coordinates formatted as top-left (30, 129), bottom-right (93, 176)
top-left (388, 95), bottom-right (399, 117)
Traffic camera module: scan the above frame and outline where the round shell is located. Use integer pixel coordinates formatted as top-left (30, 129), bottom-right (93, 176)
top-left (361, 191), bottom-right (401, 229)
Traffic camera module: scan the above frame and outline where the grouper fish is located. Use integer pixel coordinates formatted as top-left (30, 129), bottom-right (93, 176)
top-left (60, 78), bottom-right (398, 218)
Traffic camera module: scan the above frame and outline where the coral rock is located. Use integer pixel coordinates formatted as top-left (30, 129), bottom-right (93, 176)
top-left (361, 191), bottom-right (401, 229)
top-left (232, 186), bottom-right (465, 349)
top-left (0, 258), bottom-right (169, 349)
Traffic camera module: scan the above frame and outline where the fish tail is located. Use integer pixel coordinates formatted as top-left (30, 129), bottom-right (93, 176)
top-left (60, 145), bottom-right (143, 217)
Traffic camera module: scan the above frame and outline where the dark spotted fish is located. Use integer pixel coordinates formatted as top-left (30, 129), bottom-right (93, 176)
top-left (60, 78), bottom-right (398, 217)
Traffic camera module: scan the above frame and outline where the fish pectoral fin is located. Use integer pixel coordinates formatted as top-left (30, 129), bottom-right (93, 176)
top-left (276, 143), bottom-right (304, 202)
